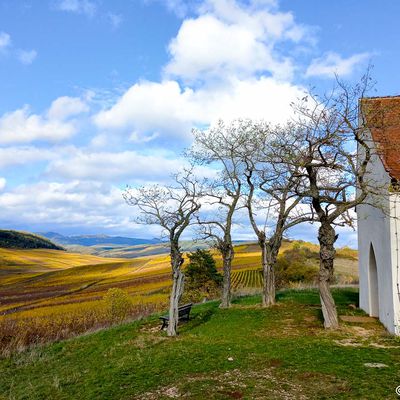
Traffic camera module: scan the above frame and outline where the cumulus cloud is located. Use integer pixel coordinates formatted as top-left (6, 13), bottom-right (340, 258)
top-left (0, 146), bottom-right (58, 168)
top-left (94, 77), bottom-right (305, 140)
top-left (93, 0), bottom-right (310, 143)
top-left (0, 32), bottom-right (11, 50)
top-left (0, 180), bottom-right (133, 232)
top-left (0, 106), bottom-right (76, 144)
top-left (17, 49), bottom-right (38, 65)
top-left (46, 150), bottom-right (186, 182)
top-left (54, 0), bottom-right (97, 17)
top-left (0, 96), bottom-right (88, 144)
top-left (164, 0), bottom-right (308, 81)
top-left (47, 96), bottom-right (89, 120)
top-left (305, 51), bottom-right (371, 78)
top-left (94, 80), bottom-right (198, 139)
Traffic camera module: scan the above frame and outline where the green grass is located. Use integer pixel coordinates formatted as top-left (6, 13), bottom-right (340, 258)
top-left (1, 288), bottom-right (399, 400)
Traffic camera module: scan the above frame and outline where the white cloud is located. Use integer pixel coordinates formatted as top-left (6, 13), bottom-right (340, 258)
top-left (0, 32), bottom-right (11, 50)
top-left (129, 131), bottom-right (159, 143)
top-left (0, 96), bottom-right (88, 144)
top-left (0, 180), bottom-right (131, 231)
top-left (145, 0), bottom-right (190, 17)
top-left (93, 0), bottom-right (310, 142)
top-left (164, 0), bottom-right (311, 82)
top-left (17, 49), bottom-right (38, 65)
top-left (0, 178), bottom-right (6, 191)
top-left (94, 77), bottom-right (305, 140)
top-left (0, 146), bottom-right (58, 168)
top-left (0, 106), bottom-right (76, 144)
top-left (305, 51), bottom-right (371, 78)
top-left (47, 96), bottom-right (89, 120)
top-left (46, 150), bottom-right (185, 182)
top-left (94, 80), bottom-right (199, 139)
top-left (54, 0), bottom-right (96, 17)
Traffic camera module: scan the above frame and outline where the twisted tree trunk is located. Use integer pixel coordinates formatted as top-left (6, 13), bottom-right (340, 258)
top-left (220, 244), bottom-right (234, 308)
top-left (318, 221), bottom-right (339, 329)
top-left (259, 230), bottom-right (283, 308)
top-left (167, 244), bottom-right (185, 336)
top-left (260, 240), bottom-right (275, 307)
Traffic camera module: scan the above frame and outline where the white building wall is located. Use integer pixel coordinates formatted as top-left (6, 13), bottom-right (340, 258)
top-left (389, 194), bottom-right (400, 334)
top-left (357, 143), bottom-right (400, 334)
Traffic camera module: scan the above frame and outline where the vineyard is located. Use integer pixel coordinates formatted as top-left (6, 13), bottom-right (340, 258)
top-left (0, 241), bottom-right (359, 354)
top-left (231, 268), bottom-right (263, 290)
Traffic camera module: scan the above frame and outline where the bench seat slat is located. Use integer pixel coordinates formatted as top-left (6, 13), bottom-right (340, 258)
top-left (159, 303), bottom-right (193, 330)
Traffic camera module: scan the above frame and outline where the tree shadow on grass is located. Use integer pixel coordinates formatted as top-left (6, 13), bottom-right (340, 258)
top-left (332, 288), bottom-right (359, 308)
top-left (180, 308), bottom-right (217, 332)
top-left (276, 289), bottom-right (320, 305)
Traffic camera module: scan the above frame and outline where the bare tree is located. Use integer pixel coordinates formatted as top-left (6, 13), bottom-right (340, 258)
top-left (195, 197), bottom-right (239, 308)
top-left (189, 121), bottom-right (247, 308)
top-left (280, 72), bottom-right (379, 328)
top-left (123, 170), bottom-right (201, 336)
top-left (239, 122), bottom-right (314, 306)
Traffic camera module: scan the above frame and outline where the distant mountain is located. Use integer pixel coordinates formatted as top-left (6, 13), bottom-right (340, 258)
top-left (38, 232), bottom-right (161, 247)
top-left (0, 230), bottom-right (64, 250)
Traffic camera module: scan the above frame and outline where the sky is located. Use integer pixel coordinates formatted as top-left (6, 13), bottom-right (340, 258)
top-left (0, 0), bottom-right (399, 246)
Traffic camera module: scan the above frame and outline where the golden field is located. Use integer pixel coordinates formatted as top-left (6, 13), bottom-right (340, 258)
top-left (0, 241), bottom-right (358, 354)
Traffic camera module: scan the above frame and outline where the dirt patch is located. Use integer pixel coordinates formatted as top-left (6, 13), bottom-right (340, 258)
top-left (364, 363), bottom-right (388, 368)
top-left (282, 318), bottom-right (295, 324)
top-left (135, 368), bottom-right (324, 400)
top-left (369, 342), bottom-right (400, 349)
top-left (218, 390), bottom-right (244, 399)
top-left (344, 325), bottom-right (376, 337)
top-left (334, 338), bottom-right (363, 347)
top-left (128, 333), bottom-right (166, 349)
top-left (339, 316), bottom-right (377, 323)
top-left (137, 386), bottom-right (181, 399)
top-left (303, 316), bottom-right (317, 323)
top-left (140, 324), bottom-right (161, 334)
top-left (268, 358), bottom-right (284, 368)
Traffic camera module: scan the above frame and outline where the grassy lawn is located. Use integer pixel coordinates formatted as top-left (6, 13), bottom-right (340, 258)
top-left (1, 288), bottom-right (399, 399)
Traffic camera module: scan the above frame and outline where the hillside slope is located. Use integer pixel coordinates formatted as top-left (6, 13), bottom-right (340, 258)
top-left (1, 289), bottom-right (398, 400)
top-left (0, 241), bottom-right (358, 316)
top-left (39, 232), bottom-right (160, 247)
top-left (0, 230), bottom-right (63, 250)
top-left (0, 247), bottom-right (127, 286)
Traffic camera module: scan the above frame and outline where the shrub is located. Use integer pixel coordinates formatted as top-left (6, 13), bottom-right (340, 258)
top-left (183, 249), bottom-right (222, 302)
top-left (104, 288), bottom-right (133, 322)
top-left (275, 244), bottom-right (318, 289)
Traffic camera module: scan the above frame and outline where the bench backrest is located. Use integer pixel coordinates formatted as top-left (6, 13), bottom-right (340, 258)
top-left (178, 303), bottom-right (192, 318)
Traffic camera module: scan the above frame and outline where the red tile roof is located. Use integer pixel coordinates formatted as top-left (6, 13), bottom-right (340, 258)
top-left (361, 96), bottom-right (400, 180)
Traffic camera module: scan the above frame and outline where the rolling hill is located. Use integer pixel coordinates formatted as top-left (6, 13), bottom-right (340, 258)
top-left (0, 230), bottom-right (64, 250)
top-left (38, 232), bottom-right (160, 247)
top-left (0, 239), bottom-right (359, 355)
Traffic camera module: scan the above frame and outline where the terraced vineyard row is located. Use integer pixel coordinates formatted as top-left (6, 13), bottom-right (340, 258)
top-left (231, 269), bottom-right (263, 289)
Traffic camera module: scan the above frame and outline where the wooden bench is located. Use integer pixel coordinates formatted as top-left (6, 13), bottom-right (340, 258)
top-left (159, 303), bottom-right (193, 330)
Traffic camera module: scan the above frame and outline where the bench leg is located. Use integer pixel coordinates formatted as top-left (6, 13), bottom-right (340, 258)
top-left (160, 320), bottom-right (167, 330)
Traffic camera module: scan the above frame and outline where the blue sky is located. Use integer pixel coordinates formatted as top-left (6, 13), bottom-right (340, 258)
top-left (0, 0), bottom-right (398, 245)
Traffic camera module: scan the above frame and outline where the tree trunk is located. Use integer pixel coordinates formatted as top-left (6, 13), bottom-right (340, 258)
top-left (220, 245), bottom-right (234, 308)
top-left (260, 240), bottom-right (276, 307)
top-left (167, 246), bottom-right (185, 336)
top-left (318, 222), bottom-right (339, 329)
